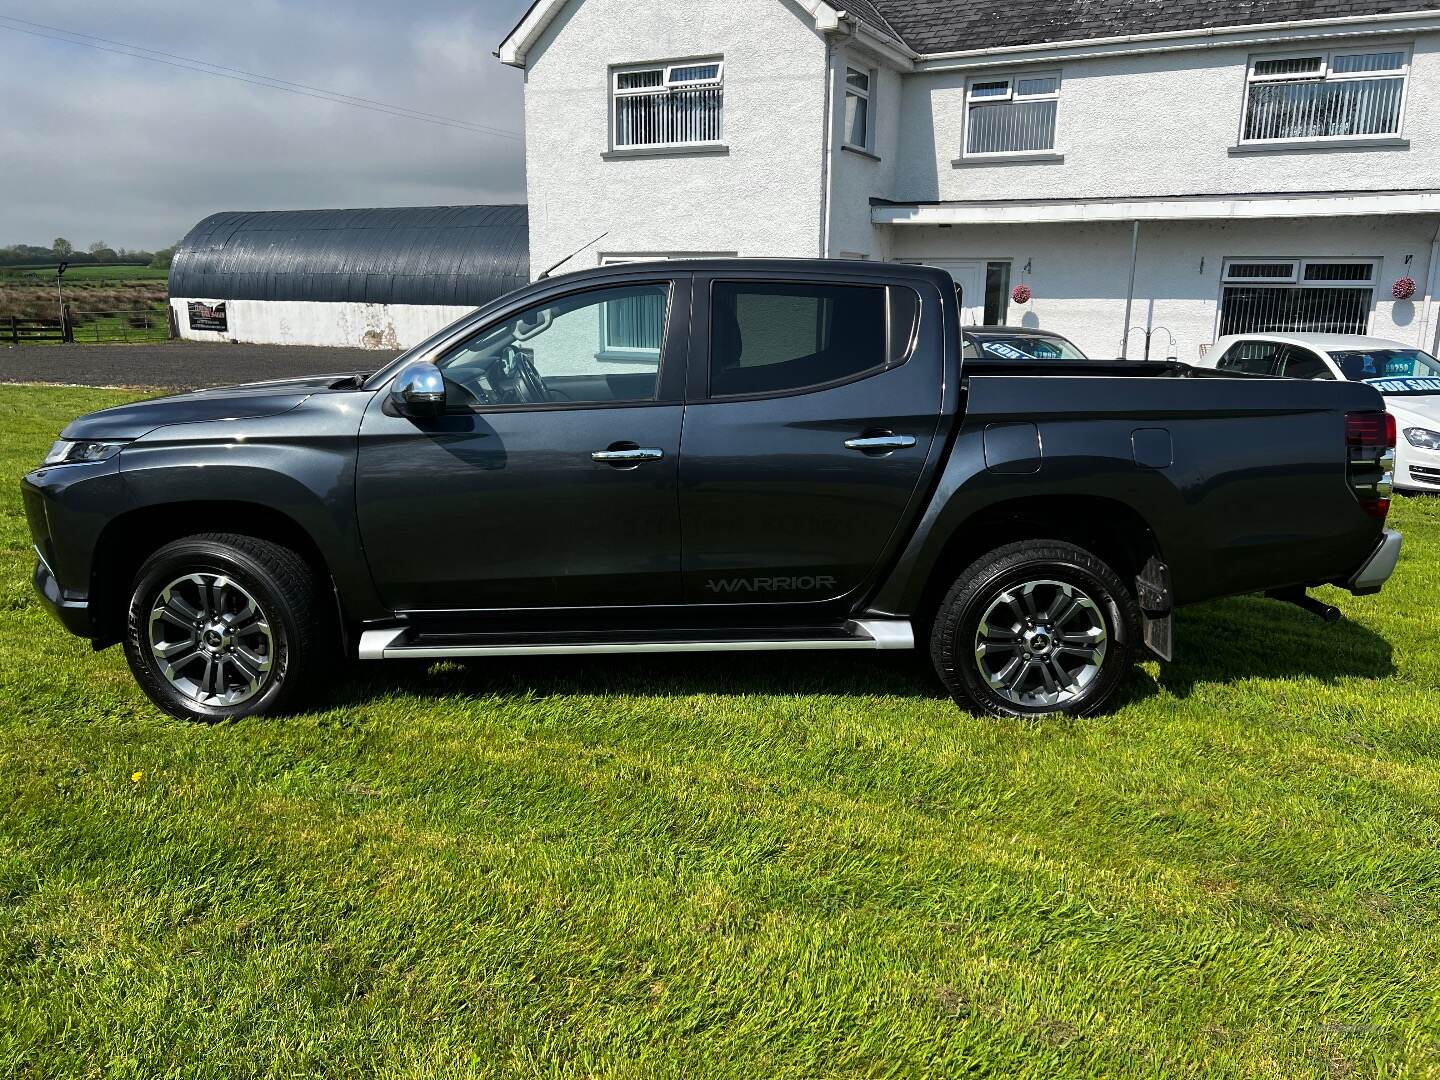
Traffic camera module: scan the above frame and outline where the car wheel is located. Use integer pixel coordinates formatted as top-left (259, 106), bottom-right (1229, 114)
top-left (123, 533), bottom-right (333, 722)
top-left (930, 539), bottom-right (1140, 718)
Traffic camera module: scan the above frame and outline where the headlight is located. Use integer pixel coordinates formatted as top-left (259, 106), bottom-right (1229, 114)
top-left (42, 439), bottom-right (128, 466)
top-left (1403, 427), bottom-right (1440, 450)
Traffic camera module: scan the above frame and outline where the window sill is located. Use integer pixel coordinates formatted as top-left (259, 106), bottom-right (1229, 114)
top-left (1228, 136), bottom-right (1409, 155)
top-left (951, 152), bottom-right (1065, 167)
top-left (842, 144), bottom-right (882, 162)
top-left (594, 351), bottom-right (662, 364)
top-left (602, 143), bottom-right (729, 160)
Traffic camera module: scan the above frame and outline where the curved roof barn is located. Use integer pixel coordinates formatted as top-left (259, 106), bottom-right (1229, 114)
top-left (169, 205), bottom-right (529, 307)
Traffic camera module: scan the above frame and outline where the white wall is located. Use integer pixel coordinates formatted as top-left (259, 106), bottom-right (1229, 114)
top-left (826, 46), bottom-right (904, 260)
top-left (522, 0), bottom-right (830, 274)
top-left (895, 31), bottom-right (1440, 204)
top-left (888, 215), bottom-right (1440, 360)
top-left (171, 299), bottom-right (475, 349)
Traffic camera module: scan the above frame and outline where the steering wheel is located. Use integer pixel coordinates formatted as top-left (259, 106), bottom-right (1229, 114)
top-left (512, 349), bottom-right (548, 403)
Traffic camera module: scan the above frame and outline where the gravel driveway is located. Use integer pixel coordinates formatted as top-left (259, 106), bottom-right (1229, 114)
top-left (0, 342), bottom-right (404, 390)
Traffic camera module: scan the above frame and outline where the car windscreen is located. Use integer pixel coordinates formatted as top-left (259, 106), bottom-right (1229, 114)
top-left (1332, 348), bottom-right (1440, 396)
top-left (971, 335), bottom-right (1088, 361)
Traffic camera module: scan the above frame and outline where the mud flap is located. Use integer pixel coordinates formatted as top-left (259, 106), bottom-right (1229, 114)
top-left (1135, 556), bottom-right (1173, 662)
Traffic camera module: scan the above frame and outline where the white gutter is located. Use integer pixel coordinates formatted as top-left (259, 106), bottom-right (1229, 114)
top-left (874, 190), bottom-right (1440, 226)
top-left (832, 10), bottom-right (918, 68)
top-left (912, 9), bottom-right (1440, 71)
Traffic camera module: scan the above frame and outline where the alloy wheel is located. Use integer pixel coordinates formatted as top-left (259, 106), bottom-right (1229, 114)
top-left (147, 573), bottom-right (274, 707)
top-left (972, 578), bottom-right (1107, 708)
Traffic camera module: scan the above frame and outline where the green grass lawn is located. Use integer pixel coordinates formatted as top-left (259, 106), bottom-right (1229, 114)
top-left (2, 385), bottom-right (1439, 1078)
top-left (2, 264), bottom-right (168, 282)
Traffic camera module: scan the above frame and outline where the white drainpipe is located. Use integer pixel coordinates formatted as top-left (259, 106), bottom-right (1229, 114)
top-left (819, 36), bottom-right (839, 257)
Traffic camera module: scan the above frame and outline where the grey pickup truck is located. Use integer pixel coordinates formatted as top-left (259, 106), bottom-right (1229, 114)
top-left (22, 260), bottom-right (1400, 722)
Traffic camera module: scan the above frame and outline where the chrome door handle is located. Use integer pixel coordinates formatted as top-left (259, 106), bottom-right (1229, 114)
top-left (844, 434), bottom-right (916, 453)
top-left (591, 446), bottom-right (664, 464)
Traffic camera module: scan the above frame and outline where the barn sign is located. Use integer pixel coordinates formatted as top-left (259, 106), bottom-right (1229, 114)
top-left (187, 301), bottom-right (228, 332)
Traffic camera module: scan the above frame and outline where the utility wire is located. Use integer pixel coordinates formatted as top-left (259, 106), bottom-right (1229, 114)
top-left (0, 15), bottom-right (523, 140)
top-left (0, 14), bottom-right (516, 134)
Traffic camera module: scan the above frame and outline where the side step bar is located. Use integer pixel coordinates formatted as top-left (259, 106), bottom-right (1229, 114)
top-left (358, 619), bottom-right (914, 660)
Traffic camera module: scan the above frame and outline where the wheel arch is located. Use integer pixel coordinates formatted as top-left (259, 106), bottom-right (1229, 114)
top-left (89, 501), bottom-right (344, 649)
top-left (902, 494), bottom-right (1164, 635)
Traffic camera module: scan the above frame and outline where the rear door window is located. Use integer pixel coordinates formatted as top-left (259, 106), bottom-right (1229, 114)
top-left (1216, 340), bottom-right (1284, 375)
top-left (709, 281), bottom-right (888, 397)
top-left (1279, 348), bottom-right (1334, 380)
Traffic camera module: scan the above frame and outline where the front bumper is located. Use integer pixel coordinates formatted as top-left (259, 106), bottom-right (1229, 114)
top-left (22, 456), bottom-right (123, 642)
top-left (33, 551), bottom-right (94, 637)
top-left (1345, 529), bottom-right (1402, 596)
top-left (1397, 442), bottom-right (1440, 490)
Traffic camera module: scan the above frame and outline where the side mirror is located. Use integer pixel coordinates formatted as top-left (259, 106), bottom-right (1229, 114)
top-left (389, 360), bottom-right (446, 418)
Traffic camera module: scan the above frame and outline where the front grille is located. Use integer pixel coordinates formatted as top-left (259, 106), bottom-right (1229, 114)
top-left (1408, 465), bottom-right (1440, 485)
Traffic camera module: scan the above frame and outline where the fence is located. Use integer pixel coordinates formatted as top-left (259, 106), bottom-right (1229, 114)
top-left (6, 315), bottom-right (68, 344)
top-left (68, 308), bottom-right (172, 344)
top-left (3, 308), bottom-right (173, 345)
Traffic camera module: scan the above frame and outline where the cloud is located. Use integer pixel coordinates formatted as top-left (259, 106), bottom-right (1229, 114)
top-left (0, 0), bottom-right (531, 249)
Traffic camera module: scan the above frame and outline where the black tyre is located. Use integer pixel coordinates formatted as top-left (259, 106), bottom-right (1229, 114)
top-left (123, 533), bottom-right (334, 722)
top-left (930, 539), bottom-right (1140, 718)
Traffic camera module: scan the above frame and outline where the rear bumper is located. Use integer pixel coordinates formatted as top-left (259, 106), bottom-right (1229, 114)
top-left (33, 552), bottom-right (94, 638)
top-left (1344, 529), bottom-right (1402, 595)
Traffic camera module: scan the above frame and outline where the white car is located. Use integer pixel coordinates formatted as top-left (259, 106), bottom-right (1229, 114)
top-left (1199, 333), bottom-right (1440, 493)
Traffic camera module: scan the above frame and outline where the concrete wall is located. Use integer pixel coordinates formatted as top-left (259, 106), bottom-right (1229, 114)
top-left (171, 299), bottom-right (475, 350)
top-left (522, 0), bottom-right (830, 274)
top-left (895, 31), bottom-right (1440, 203)
top-left (888, 214), bottom-right (1440, 361)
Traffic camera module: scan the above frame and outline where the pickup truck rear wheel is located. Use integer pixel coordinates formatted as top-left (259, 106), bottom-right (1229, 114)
top-left (930, 540), bottom-right (1139, 718)
top-left (123, 534), bottom-right (333, 722)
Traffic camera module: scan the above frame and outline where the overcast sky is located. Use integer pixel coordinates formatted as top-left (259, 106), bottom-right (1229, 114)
top-left (0, 0), bottom-right (532, 250)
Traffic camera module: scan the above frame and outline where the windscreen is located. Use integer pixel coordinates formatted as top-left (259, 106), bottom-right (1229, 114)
top-left (1332, 348), bottom-right (1440, 396)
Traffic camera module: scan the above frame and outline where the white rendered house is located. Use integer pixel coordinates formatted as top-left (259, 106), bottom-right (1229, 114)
top-left (500, 0), bottom-right (1440, 360)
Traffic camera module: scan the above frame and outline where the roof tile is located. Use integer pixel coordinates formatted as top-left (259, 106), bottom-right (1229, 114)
top-left (869, 0), bottom-right (1440, 53)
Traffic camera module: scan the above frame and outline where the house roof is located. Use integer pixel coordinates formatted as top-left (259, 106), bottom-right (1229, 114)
top-left (867, 0), bottom-right (1440, 54)
top-left (169, 205), bottom-right (529, 306)
top-left (499, 0), bottom-right (1440, 63)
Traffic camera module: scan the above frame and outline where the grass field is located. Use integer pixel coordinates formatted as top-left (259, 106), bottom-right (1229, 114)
top-left (1, 264), bottom-right (168, 282)
top-left (2, 385), bottom-right (1439, 1078)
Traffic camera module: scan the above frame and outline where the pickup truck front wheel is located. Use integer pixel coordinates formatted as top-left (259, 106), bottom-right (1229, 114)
top-left (123, 534), bottom-right (333, 723)
top-left (930, 540), bottom-right (1139, 718)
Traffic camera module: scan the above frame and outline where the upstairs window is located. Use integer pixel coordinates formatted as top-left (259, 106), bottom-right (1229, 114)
top-left (844, 67), bottom-right (874, 151)
top-left (1219, 258), bottom-right (1377, 336)
top-left (612, 60), bottom-right (724, 149)
top-left (964, 72), bottom-right (1060, 156)
top-left (1242, 48), bottom-right (1409, 142)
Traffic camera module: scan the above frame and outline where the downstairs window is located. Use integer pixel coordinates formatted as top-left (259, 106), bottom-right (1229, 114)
top-left (1219, 259), bottom-right (1377, 336)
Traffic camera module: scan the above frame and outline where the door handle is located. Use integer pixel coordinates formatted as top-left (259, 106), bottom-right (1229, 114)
top-left (591, 446), bottom-right (664, 466)
top-left (844, 433), bottom-right (916, 454)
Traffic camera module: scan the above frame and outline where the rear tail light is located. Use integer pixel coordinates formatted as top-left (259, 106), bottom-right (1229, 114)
top-left (1346, 410), bottom-right (1395, 519)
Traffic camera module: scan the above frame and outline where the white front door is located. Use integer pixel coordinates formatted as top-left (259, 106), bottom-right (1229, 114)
top-left (921, 260), bottom-right (986, 326)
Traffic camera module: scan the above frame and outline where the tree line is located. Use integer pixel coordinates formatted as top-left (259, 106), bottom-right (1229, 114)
top-left (1, 237), bottom-right (178, 269)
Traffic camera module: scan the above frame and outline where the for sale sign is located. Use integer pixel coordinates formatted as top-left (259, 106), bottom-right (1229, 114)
top-left (187, 301), bottom-right (228, 332)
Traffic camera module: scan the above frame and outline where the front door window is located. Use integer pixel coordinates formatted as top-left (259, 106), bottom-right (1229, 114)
top-left (436, 283), bottom-right (671, 408)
